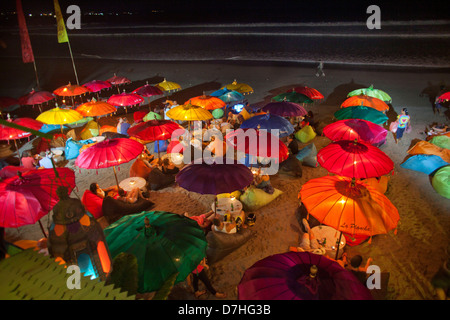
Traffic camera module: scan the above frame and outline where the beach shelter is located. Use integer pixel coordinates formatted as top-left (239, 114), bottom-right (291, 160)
top-left (272, 90), bottom-right (313, 104)
top-left (222, 79), bottom-right (253, 95)
top-left (262, 101), bottom-right (308, 117)
top-left (238, 251), bottom-right (373, 300)
top-left (334, 106), bottom-right (388, 125)
top-left (104, 211), bottom-right (207, 293)
top-left (107, 73), bottom-right (132, 94)
top-left (240, 113), bottom-right (294, 138)
top-left (341, 95), bottom-right (389, 113)
top-left (75, 138), bottom-right (144, 188)
top-left (323, 119), bottom-right (388, 146)
top-left (432, 166), bottom-right (450, 199)
top-left (400, 154), bottom-right (448, 175)
top-left (318, 140), bottom-right (394, 179)
top-left (185, 94), bottom-right (226, 111)
top-left (293, 86), bottom-right (324, 100)
top-left (407, 140), bottom-right (450, 163)
top-left (347, 85), bottom-right (392, 103)
top-left (156, 78), bottom-right (181, 93)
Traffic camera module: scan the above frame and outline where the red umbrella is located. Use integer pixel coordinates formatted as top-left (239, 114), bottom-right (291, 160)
top-left (317, 140), bottom-right (394, 179)
top-left (83, 80), bottom-right (112, 93)
top-left (107, 91), bottom-right (144, 111)
top-left (0, 168), bottom-right (76, 233)
top-left (322, 119), bottom-right (388, 146)
top-left (294, 86), bottom-right (324, 100)
top-left (133, 110), bottom-right (148, 124)
top-left (132, 82), bottom-right (164, 97)
top-left (0, 97), bottom-right (18, 112)
top-left (75, 138), bottom-right (144, 187)
top-left (438, 92), bottom-right (450, 102)
top-left (107, 73), bottom-right (132, 93)
top-left (0, 118), bottom-right (43, 141)
top-left (225, 128), bottom-right (289, 162)
top-left (18, 90), bottom-right (54, 105)
top-left (53, 83), bottom-right (91, 107)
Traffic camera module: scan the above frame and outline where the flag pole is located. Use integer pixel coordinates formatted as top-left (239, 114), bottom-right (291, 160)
top-left (66, 40), bottom-right (79, 85)
top-left (32, 60), bottom-right (40, 89)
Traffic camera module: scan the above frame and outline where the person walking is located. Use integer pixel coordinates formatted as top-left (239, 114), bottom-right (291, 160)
top-left (316, 61), bottom-right (325, 77)
top-left (395, 108), bottom-right (410, 144)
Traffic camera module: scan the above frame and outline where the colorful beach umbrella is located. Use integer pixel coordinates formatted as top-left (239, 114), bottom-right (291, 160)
top-left (143, 111), bottom-right (162, 122)
top-left (0, 117), bottom-right (43, 141)
top-left (104, 211), bottom-right (207, 293)
top-left (299, 175), bottom-right (400, 238)
top-left (132, 82), bottom-right (164, 97)
top-left (107, 91), bottom-right (144, 110)
top-left (53, 83), bottom-right (91, 107)
top-left (127, 119), bottom-right (183, 142)
top-left (293, 86), bottom-right (324, 100)
top-left (36, 107), bottom-right (83, 125)
top-left (166, 103), bottom-right (213, 121)
top-left (75, 99), bottom-right (116, 117)
top-left (240, 113), bottom-right (294, 138)
top-left (223, 79), bottom-right (253, 95)
top-left (437, 92), bottom-right (450, 102)
top-left (272, 90), bottom-right (313, 104)
top-left (225, 128), bottom-right (289, 162)
top-left (238, 251), bottom-right (373, 300)
top-left (0, 97), bottom-right (18, 109)
top-left (341, 95), bottom-right (389, 113)
top-left (334, 106), bottom-right (388, 125)
top-left (213, 89), bottom-right (245, 104)
top-left (156, 78), bottom-right (181, 93)
top-left (0, 168), bottom-right (76, 231)
top-left (82, 80), bottom-right (112, 93)
top-left (262, 101), bottom-right (308, 117)
top-left (317, 140), bottom-right (394, 179)
top-left (322, 119), bottom-right (388, 146)
top-left (186, 94), bottom-right (226, 111)
top-left (107, 73), bottom-right (132, 93)
top-left (18, 90), bottom-right (55, 107)
top-left (347, 85), bottom-right (392, 103)
top-left (75, 138), bottom-right (143, 187)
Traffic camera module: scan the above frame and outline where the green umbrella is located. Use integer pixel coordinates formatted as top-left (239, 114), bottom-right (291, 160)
top-left (212, 108), bottom-right (225, 119)
top-left (272, 90), bottom-right (313, 104)
top-left (104, 211), bottom-right (207, 293)
top-left (143, 111), bottom-right (162, 121)
top-left (334, 106), bottom-right (388, 125)
top-left (347, 85), bottom-right (392, 103)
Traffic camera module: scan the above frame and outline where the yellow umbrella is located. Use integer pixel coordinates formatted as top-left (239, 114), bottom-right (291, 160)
top-left (166, 103), bottom-right (212, 133)
top-left (222, 79), bottom-right (253, 95)
top-left (156, 78), bottom-right (181, 93)
top-left (36, 107), bottom-right (83, 133)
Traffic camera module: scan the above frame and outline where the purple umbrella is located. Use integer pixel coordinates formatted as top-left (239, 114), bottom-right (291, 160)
top-left (262, 101), bottom-right (307, 117)
top-left (175, 158), bottom-right (254, 195)
top-left (238, 251), bottom-right (373, 300)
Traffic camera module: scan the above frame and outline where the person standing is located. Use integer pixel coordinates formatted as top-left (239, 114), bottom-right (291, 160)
top-left (395, 108), bottom-right (410, 144)
top-left (316, 61), bottom-right (325, 77)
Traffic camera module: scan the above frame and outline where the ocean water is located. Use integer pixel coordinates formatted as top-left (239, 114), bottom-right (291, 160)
top-left (1, 20), bottom-right (449, 68)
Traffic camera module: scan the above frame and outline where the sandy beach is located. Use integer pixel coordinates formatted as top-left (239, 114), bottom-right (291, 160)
top-left (1, 57), bottom-right (449, 300)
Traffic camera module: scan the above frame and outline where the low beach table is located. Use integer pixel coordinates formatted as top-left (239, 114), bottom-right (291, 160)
top-left (310, 225), bottom-right (346, 259)
top-left (211, 197), bottom-right (243, 219)
top-left (119, 177), bottom-right (146, 192)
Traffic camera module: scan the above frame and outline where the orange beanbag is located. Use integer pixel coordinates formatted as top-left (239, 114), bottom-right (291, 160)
top-left (408, 140), bottom-right (450, 163)
top-left (81, 190), bottom-right (104, 219)
top-left (129, 158), bottom-right (152, 180)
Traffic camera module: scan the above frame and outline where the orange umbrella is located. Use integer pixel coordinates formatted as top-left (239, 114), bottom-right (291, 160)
top-left (341, 95), bottom-right (389, 112)
top-left (53, 82), bottom-right (91, 107)
top-left (76, 99), bottom-right (116, 117)
top-left (185, 94), bottom-right (226, 110)
top-left (299, 175), bottom-right (399, 239)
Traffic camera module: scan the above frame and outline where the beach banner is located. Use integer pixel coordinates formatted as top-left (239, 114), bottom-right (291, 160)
top-left (53, 0), bottom-right (68, 43)
top-left (16, 0), bottom-right (34, 63)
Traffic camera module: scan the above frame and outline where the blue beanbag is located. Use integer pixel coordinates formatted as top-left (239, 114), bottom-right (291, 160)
top-left (65, 138), bottom-right (94, 160)
top-left (296, 143), bottom-right (318, 167)
top-left (400, 154), bottom-right (448, 175)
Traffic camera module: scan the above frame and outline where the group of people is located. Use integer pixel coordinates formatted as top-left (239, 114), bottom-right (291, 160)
top-left (21, 150), bottom-right (56, 169)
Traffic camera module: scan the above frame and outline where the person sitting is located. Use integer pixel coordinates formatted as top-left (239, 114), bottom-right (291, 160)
top-left (21, 150), bottom-right (37, 169)
top-left (253, 168), bottom-right (274, 194)
top-left (139, 146), bottom-right (155, 168)
top-left (160, 157), bottom-right (179, 175)
top-left (38, 151), bottom-right (53, 169)
top-left (289, 219), bottom-right (326, 255)
top-left (117, 187), bottom-right (150, 204)
top-left (287, 134), bottom-right (299, 155)
top-left (341, 254), bottom-right (373, 285)
top-left (212, 217), bottom-right (237, 234)
top-left (183, 210), bottom-right (215, 233)
top-left (89, 183), bottom-right (120, 199)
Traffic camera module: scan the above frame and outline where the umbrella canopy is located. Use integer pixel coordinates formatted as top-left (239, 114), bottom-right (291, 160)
top-left (262, 101), bottom-right (308, 117)
top-left (166, 103), bottom-right (213, 121)
top-left (334, 106), bottom-right (388, 125)
top-left (75, 138), bottom-right (143, 170)
top-left (222, 79), bottom-right (253, 95)
top-left (240, 113), bottom-right (294, 138)
top-left (225, 128), bottom-right (289, 162)
top-left (132, 82), bottom-right (164, 97)
top-left (53, 83), bottom-right (91, 97)
top-left (36, 107), bottom-right (83, 125)
top-left (272, 91), bottom-right (313, 104)
top-left (341, 95), bottom-right (389, 112)
top-left (347, 85), bottom-right (392, 103)
top-left (0, 97), bottom-right (18, 109)
top-left (156, 78), bottom-right (181, 93)
top-left (213, 89), bottom-right (245, 104)
top-left (176, 158), bottom-right (254, 195)
top-left (143, 111), bottom-right (162, 121)
top-left (437, 92), bottom-right (450, 102)
top-left (107, 92), bottom-right (144, 107)
top-left (82, 80), bottom-right (112, 93)
top-left (318, 140), bottom-right (394, 179)
top-left (106, 73), bottom-right (131, 86)
top-left (0, 168), bottom-right (76, 228)
top-left (186, 95), bottom-right (226, 111)
top-left (323, 119), bottom-right (388, 145)
top-left (299, 175), bottom-right (400, 237)
top-left (238, 251), bottom-right (373, 300)
top-left (293, 86), bottom-right (324, 100)
top-left (18, 90), bottom-right (55, 106)
top-left (0, 118), bottom-right (44, 141)
top-left (75, 99), bottom-right (116, 117)
top-left (104, 211), bottom-right (207, 293)
top-left (127, 119), bottom-right (183, 142)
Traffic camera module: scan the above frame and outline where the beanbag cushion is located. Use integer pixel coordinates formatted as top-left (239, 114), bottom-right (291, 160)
top-left (102, 196), bottom-right (155, 224)
top-left (129, 158), bottom-right (153, 180)
top-left (279, 154), bottom-right (303, 177)
top-left (400, 154), bottom-right (448, 175)
top-left (295, 125), bottom-right (316, 143)
top-left (408, 141), bottom-right (450, 163)
top-left (432, 165), bottom-right (450, 199)
top-left (65, 138), bottom-right (94, 160)
top-left (430, 135), bottom-right (450, 150)
top-left (360, 175), bottom-right (391, 194)
top-left (81, 190), bottom-right (104, 219)
top-left (240, 186), bottom-right (283, 211)
top-left (146, 168), bottom-right (176, 191)
top-left (206, 228), bottom-right (253, 264)
top-left (296, 143), bottom-right (318, 167)
top-left (217, 190), bottom-right (242, 200)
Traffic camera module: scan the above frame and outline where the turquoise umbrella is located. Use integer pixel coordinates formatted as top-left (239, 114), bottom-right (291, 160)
top-left (104, 211), bottom-right (207, 293)
top-left (347, 85), bottom-right (392, 103)
top-left (334, 106), bottom-right (388, 125)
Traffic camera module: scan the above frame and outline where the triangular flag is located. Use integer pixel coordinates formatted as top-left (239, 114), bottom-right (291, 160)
top-left (16, 0), bottom-right (34, 63)
top-left (53, 0), bottom-right (68, 43)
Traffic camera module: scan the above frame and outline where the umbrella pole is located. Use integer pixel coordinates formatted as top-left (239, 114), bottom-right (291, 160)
top-left (335, 231), bottom-right (343, 260)
top-left (113, 166), bottom-right (120, 190)
top-left (14, 139), bottom-right (22, 166)
top-left (38, 220), bottom-right (47, 238)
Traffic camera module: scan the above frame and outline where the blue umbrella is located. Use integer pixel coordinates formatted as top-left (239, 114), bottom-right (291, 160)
top-left (210, 88), bottom-right (230, 97)
top-left (240, 113), bottom-right (294, 138)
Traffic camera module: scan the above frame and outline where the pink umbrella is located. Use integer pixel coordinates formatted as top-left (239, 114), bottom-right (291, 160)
top-left (18, 90), bottom-right (55, 106)
top-left (107, 73), bottom-right (132, 93)
top-left (107, 91), bottom-right (144, 112)
top-left (438, 92), bottom-right (450, 102)
top-left (294, 86), bottom-right (324, 100)
top-left (75, 138), bottom-right (144, 188)
top-left (132, 82), bottom-right (164, 108)
top-left (0, 97), bottom-right (18, 111)
top-left (323, 119), bottom-right (388, 146)
top-left (83, 80), bottom-right (112, 93)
